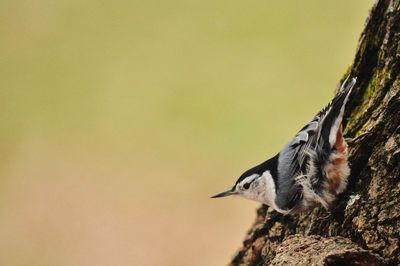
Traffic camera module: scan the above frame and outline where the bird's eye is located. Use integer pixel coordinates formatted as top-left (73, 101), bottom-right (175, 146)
top-left (243, 183), bottom-right (250, 190)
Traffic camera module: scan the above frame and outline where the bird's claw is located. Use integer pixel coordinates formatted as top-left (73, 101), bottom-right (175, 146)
top-left (345, 132), bottom-right (371, 146)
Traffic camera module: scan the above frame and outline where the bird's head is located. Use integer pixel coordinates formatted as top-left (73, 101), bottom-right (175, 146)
top-left (211, 172), bottom-right (267, 202)
top-left (210, 155), bottom-right (278, 205)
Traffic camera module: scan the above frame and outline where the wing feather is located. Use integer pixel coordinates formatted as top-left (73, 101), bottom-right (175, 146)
top-left (275, 78), bottom-right (356, 210)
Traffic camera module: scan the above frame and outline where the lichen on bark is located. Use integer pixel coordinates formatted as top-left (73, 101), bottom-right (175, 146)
top-left (229, 0), bottom-right (400, 265)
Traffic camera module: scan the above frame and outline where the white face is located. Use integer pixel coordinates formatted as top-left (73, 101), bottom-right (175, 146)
top-left (235, 171), bottom-right (276, 207)
top-left (235, 174), bottom-right (263, 200)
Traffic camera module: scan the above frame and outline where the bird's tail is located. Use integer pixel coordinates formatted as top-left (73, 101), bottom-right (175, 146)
top-left (311, 77), bottom-right (356, 195)
top-left (320, 77), bottom-right (356, 146)
top-left (337, 77), bottom-right (356, 104)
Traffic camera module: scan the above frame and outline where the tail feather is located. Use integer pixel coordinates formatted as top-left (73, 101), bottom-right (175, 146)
top-left (310, 77), bottom-right (356, 193)
top-left (340, 77), bottom-right (357, 96)
top-left (320, 77), bottom-right (356, 146)
top-left (315, 77), bottom-right (356, 172)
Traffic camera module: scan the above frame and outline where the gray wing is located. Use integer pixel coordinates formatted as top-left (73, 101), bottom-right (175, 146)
top-left (275, 78), bottom-right (356, 210)
top-left (274, 116), bottom-right (321, 210)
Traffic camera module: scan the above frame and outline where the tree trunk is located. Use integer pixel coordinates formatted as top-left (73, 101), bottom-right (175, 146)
top-left (229, 1), bottom-right (400, 265)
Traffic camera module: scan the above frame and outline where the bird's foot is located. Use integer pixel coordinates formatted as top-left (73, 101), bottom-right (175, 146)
top-left (345, 132), bottom-right (371, 146)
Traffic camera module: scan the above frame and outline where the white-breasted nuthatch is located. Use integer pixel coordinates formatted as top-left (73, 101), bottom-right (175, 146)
top-left (211, 78), bottom-right (356, 214)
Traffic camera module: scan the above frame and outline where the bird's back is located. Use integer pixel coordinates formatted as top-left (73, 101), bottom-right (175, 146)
top-left (274, 78), bottom-right (356, 213)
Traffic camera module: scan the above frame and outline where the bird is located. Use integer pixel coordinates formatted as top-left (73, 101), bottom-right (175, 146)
top-left (211, 78), bottom-right (356, 215)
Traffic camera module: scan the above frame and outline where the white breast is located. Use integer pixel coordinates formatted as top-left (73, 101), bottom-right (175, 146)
top-left (255, 171), bottom-right (289, 214)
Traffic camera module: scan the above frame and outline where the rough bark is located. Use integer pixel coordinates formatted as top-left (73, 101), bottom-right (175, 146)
top-left (229, 1), bottom-right (400, 265)
top-left (270, 235), bottom-right (382, 266)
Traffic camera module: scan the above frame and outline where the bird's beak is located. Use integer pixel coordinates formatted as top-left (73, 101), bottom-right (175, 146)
top-left (210, 188), bottom-right (237, 198)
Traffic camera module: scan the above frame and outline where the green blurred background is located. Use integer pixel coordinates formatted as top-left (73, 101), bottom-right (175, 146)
top-left (0, 1), bottom-right (373, 265)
